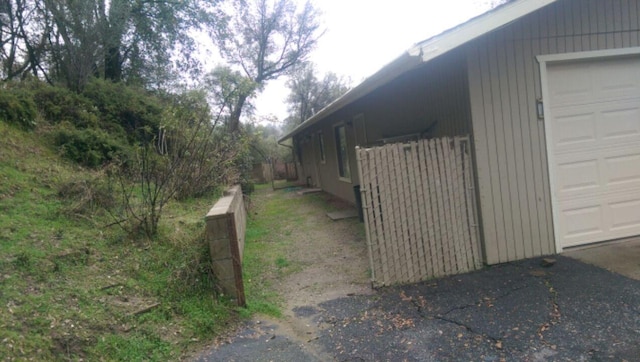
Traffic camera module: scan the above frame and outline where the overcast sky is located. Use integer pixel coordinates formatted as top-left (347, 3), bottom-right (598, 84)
top-left (251, 0), bottom-right (497, 123)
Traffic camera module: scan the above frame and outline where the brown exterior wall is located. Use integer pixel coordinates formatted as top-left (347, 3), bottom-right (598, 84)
top-left (466, 0), bottom-right (640, 264)
top-left (295, 50), bottom-right (473, 204)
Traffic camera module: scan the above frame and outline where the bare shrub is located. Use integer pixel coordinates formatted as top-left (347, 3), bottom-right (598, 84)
top-left (57, 171), bottom-right (115, 217)
top-left (109, 91), bottom-right (243, 238)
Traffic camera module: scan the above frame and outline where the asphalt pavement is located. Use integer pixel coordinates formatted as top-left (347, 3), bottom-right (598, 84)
top-left (196, 256), bottom-right (640, 361)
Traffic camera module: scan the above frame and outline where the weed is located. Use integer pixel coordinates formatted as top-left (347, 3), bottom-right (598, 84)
top-left (91, 333), bottom-right (174, 361)
top-left (245, 299), bottom-right (282, 318)
top-left (275, 256), bottom-right (290, 268)
top-left (13, 251), bottom-right (31, 269)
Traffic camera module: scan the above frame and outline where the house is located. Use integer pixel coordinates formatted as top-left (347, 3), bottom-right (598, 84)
top-left (279, 0), bottom-right (640, 269)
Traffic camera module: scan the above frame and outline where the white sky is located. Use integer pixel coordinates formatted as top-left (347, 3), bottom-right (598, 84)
top-left (249, 0), bottom-right (497, 123)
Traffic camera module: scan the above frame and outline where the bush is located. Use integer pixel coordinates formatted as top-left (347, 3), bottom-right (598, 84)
top-left (240, 181), bottom-right (255, 194)
top-left (82, 79), bottom-right (162, 143)
top-left (53, 127), bottom-right (129, 168)
top-left (0, 87), bottom-right (38, 130)
top-left (30, 82), bottom-right (99, 128)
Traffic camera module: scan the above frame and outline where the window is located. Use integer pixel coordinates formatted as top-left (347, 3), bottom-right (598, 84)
top-left (318, 132), bottom-right (326, 163)
top-left (334, 124), bottom-right (351, 181)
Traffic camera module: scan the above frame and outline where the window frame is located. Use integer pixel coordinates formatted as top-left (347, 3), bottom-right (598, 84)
top-left (333, 123), bottom-right (352, 183)
top-left (317, 131), bottom-right (326, 164)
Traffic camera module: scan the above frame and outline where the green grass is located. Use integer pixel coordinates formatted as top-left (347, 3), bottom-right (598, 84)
top-left (240, 183), bottom-right (320, 318)
top-left (0, 122), bottom-right (239, 360)
top-left (0, 121), bottom-right (326, 360)
top-left (275, 256), bottom-right (290, 268)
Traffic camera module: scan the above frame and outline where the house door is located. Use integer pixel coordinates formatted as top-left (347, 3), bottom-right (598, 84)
top-left (542, 52), bottom-right (640, 250)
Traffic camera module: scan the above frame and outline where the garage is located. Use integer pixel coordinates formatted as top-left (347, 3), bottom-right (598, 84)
top-left (541, 50), bottom-right (640, 249)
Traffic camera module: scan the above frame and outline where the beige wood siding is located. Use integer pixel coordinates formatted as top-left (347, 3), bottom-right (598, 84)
top-left (467, 0), bottom-right (640, 264)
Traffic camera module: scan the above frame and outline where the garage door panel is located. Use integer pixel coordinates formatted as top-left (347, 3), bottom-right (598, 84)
top-left (555, 150), bottom-right (640, 197)
top-left (555, 159), bottom-right (600, 193)
top-left (552, 100), bottom-right (640, 148)
top-left (549, 57), bottom-right (640, 106)
top-left (605, 153), bottom-right (640, 186)
top-left (600, 102), bottom-right (640, 140)
top-left (547, 62), bottom-right (593, 105)
top-left (555, 150), bottom-right (640, 181)
top-left (560, 204), bottom-right (604, 241)
top-left (610, 198), bottom-right (640, 231)
top-left (547, 55), bottom-right (640, 249)
top-left (560, 193), bottom-right (640, 247)
top-left (594, 59), bottom-right (640, 100)
top-left (552, 111), bottom-right (597, 147)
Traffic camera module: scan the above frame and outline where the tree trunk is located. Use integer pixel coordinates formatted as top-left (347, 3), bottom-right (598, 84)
top-left (228, 93), bottom-right (248, 133)
top-left (105, 45), bottom-right (122, 81)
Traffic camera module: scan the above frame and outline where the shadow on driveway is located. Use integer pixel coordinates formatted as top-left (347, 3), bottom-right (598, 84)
top-left (197, 256), bottom-right (640, 361)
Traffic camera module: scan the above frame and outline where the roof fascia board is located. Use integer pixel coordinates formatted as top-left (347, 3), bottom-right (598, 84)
top-left (409, 0), bottom-right (558, 62)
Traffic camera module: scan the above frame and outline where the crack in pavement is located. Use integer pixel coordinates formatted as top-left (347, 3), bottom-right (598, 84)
top-left (432, 314), bottom-right (502, 343)
top-left (536, 278), bottom-right (561, 349)
top-left (394, 284), bottom-right (539, 354)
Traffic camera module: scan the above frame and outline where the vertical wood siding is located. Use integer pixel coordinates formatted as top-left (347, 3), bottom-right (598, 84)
top-left (360, 51), bottom-right (472, 143)
top-left (467, 0), bottom-right (640, 264)
top-left (297, 136), bottom-right (318, 187)
top-left (298, 51), bottom-right (473, 204)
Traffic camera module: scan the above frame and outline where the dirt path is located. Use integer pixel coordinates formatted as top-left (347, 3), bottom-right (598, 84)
top-left (196, 186), bottom-right (372, 360)
top-left (258, 188), bottom-right (372, 348)
top-left (275, 191), bottom-right (371, 304)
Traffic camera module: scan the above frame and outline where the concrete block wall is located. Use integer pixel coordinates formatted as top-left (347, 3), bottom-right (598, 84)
top-left (205, 185), bottom-right (246, 306)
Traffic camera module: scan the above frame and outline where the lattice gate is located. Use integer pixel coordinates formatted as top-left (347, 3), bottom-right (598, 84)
top-left (356, 136), bottom-right (482, 287)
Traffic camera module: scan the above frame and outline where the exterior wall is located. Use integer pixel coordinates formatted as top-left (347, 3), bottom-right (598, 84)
top-left (297, 135), bottom-right (319, 187)
top-left (466, 0), bottom-right (640, 264)
top-left (296, 50), bottom-right (473, 204)
top-left (356, 51), bottom-right (472, 143)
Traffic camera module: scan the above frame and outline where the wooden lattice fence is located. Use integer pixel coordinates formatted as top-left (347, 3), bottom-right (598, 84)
top-left (356, 136), bottom-right (482, 287)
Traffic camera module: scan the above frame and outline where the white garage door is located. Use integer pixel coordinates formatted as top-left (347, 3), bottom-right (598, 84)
top-left (546, 55), bottom-right (640, 249)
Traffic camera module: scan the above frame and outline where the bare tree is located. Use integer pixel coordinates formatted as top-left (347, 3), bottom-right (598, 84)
top-left (212, 0), bottom-right (322, 132)
top-left (1, 0), bottom-right (50, 81)
top-left (111, 90), bottom-right (241, 238)
top-left (1, 0), bottom-right (216, 88)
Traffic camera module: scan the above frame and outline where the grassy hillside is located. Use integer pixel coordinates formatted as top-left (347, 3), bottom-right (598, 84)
top-left (0, 121), bottom-right (238, 360)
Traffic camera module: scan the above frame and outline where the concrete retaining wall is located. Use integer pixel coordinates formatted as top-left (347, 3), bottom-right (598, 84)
top-left (205, 185), bottom-right (246, 306)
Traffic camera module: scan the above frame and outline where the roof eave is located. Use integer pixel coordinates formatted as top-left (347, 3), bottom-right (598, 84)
top-left (278, 0), bottom-right (560, 144)
top-left (278, 52), bottom-right (422, 143)
top-left (409, 0), bottom-right (558, 63)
